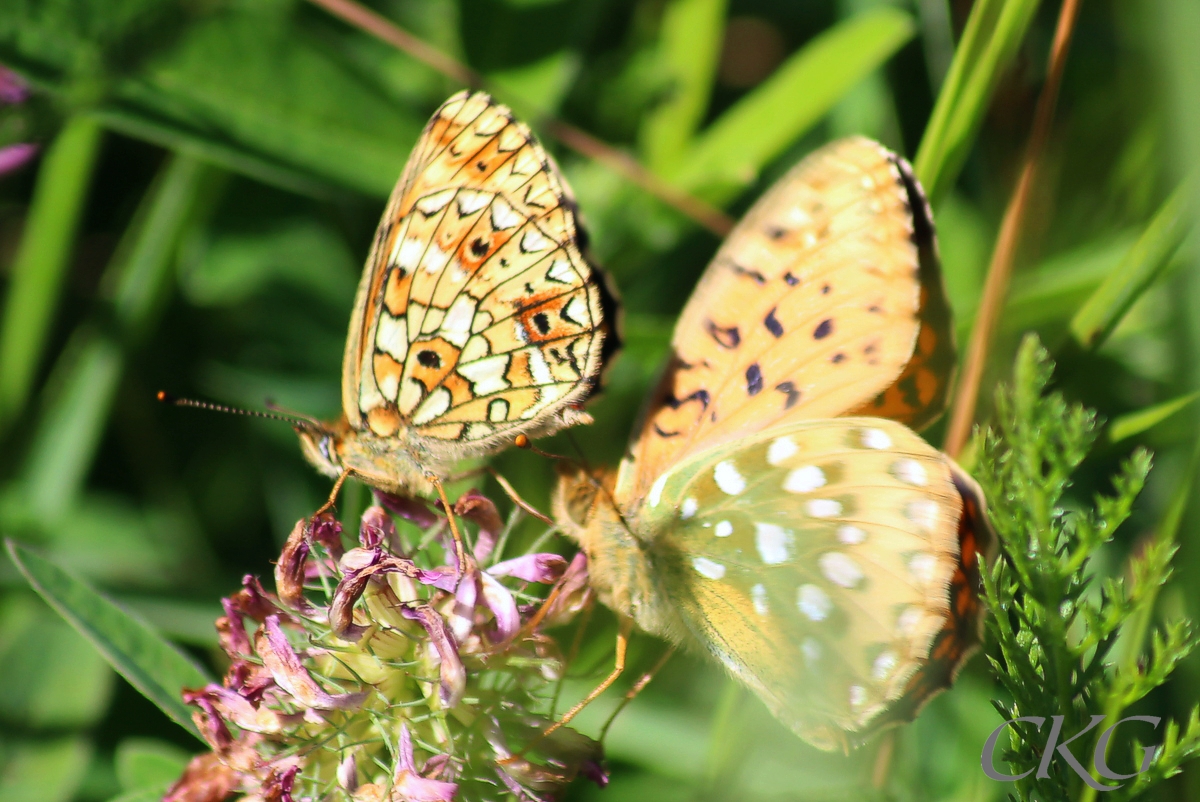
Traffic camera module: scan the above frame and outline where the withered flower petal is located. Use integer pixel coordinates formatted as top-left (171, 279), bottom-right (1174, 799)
top-left (258, 616), bottom-right (367, 710)
top-left (163, 752), bottom-right (240, 802)
top-left (218, 597), bottom-right (251, 656)
top-left (310, 511), bottom-right (345, 561)
top-left (359, 504), bottom-right (397, 549)
top-left (539, 553), bottom-right (593, 629)
top-left (183, 689), bottom-right (233, 751)
top-left (488, 554), bottom-right (568, 584)
top-left (454, 490), bottom-right (502, 562)
top-left (275, 520), bottom-right (315, 614)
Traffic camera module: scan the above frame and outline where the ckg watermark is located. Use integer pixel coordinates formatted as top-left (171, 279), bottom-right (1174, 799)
top-left (982, 715), bottom-right (1161, 791)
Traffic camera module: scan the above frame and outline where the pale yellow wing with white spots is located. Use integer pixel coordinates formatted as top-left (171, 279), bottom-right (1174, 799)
top-left (617, 138), bottom-right (953, 502)
top-left (633, 418), bottom-right (978, 750)
top-left (343, 90), bottom-right (617, 447)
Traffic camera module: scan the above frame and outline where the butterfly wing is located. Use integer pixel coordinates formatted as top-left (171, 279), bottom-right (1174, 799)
top-left (618, 138), bottom-right (953, 502)
top-left (343, 91), bottom-right (617, 448)
top-left (632, 418), bottom-right (983, 750)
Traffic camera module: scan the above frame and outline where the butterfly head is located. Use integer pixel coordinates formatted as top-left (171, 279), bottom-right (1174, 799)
top-left (296, 419), bottom-right (349, 480)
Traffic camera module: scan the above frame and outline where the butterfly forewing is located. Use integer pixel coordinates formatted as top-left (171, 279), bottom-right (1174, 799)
top-left (619, 138), bottom-right (954, 502)
top-left (343, 90), bottom-right (611, 446)
top-left (636, 418), bottom-right (964, 749)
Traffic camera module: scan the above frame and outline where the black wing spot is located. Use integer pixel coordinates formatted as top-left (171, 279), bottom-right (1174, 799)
top-left (766, 226), bottom-right (788, 240)
top-left (813, 319), bottom-right (834, 339)
top-left (705, 320), bottom-right (741, 349)
top-left (775, 381), bottom-right (801, 409)
top-left (653, 424), bottom-right (681, 439)
top-left (783, 272), bottom-right (800, 286)
top-left (524, 282), bottom-right (535, 295)
top-left (499, 258), bottom-right (509, 267)
top-left (746, 363), bottom-right (763, 396)
top-left (532, 312), bottom-right (552, 335)
top-left (665, 389), bottom-right (711, 410)
top-left (471, 237), bottom-right (489, 257)
top-left (864, 342), bottom-right (878, 355)
top-left (475, 160), bottom-right (488, 172)
top-left (764, 308), bottom-right (784, 338)
top-left (821, 283), bottom-right (831, 294)
top-left (831, 352), bottom-right (847, 364)
top-left (868, 305), bottom-right (883, 314)
top-left (417, 350), bottom-right (441, 368)
top-left (731, 262), bottom-right (767, 284)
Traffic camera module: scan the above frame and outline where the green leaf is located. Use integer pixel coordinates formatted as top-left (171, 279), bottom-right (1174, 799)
top-left (114, 738), bottom-right (190, 792)
top-left (1070, 186), bottom-right (1192, 349)
top-left (673, 7), bottom-right (914, 201)
top-left (1108, 392), bottom-right (1200, 444)
top-left (0, 594), bottom-right (114, 727)
top-left (6, 541), bottom-right (210, 740)
top-left (0, 1), bottom-right (424, 197)
top-left (0, 736), bottom-right (92, 802)
top-left (639, 0), bottom-right (728, 175)
top-left (0, 115), bottom-right (103, 432)
top-left (914, 0), bottom-right (1042, 204)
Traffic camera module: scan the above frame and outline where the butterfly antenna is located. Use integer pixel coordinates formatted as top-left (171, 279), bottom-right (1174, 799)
top-left (264, 398), bottom-right (324, 429)
top-left (156, 391), bottom-right (322, 432)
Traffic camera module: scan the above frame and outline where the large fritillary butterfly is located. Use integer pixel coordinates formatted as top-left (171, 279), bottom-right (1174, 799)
top-left (298, 91), bottom-right (618, 497)
top-left (553, 137), bottom-right (992, 751)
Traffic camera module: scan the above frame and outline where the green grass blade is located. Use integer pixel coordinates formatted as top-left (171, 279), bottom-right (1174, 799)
top-left (639, 0), bottom-right (728, 175)
top-left (23, 154), bottom-right (215, 517)
top-left (1108, 392), bottom-right (1200, 444)
top-left (6, 540), bottom-right (210, 741)
top-left (1070, 185), bottom-right (1191, 349)
top-left (674, 7), bottom-right (914, 202)
top-left (914, 0), bottom-right (1042, 204)
top-left (0, 115), bottom-right (103, 432)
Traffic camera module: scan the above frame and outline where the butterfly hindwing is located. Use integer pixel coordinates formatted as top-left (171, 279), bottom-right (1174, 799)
top-left (620, 138), bottom-right (954, 502)
top-left (343, 91), bottom-right (613, 447)
top-left (635, 417), bottom-right (966, 749)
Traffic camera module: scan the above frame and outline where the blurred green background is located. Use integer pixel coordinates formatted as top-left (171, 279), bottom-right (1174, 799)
top-left (1, 0), bottom-right (1198, 800)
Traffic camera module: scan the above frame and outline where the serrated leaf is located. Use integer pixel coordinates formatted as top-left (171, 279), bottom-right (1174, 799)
top-left (6, 540), bottom-right (210, 740)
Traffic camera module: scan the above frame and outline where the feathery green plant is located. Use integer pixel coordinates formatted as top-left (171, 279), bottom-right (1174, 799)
top-left (977, 335), bottom-right (1200, 801)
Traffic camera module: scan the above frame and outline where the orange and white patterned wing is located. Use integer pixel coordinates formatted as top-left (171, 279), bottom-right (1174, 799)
top-left (617, 138), bottom-right (953, 501)
top-left (342, 91), bottom-right (616, 448)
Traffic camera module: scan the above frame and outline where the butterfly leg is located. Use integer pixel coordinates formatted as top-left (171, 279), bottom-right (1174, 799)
top-left (312, 467), bottom-right (353, 519)
top-left (425, 472), bottom-right (469, 576)
top-left (597, 646), bottom-right (674, 741)
top-left (541, 615), bottom-right (633, 738)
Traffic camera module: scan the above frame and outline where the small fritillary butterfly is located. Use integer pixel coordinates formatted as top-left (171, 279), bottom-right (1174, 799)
top-left (299, 91), bottom-right (618, 497)
top-left (554, 137), bottom-right (992, 751)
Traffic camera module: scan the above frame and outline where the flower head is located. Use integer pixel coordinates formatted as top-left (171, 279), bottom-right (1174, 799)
top-left (166, 490), bottom-right (603, 802)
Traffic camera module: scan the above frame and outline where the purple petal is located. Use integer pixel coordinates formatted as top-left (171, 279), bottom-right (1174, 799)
top-left (0, 66), bottom-right (29, 104)
top-left (377, 491), bottom-right (439, 529)
top-left (581, 758), bottom-right (610, 788)
top-left (181, 689), bottom-right (233, 751)
top-left (454, 490), bottom-right (502, 562)
top-left (257, 616), bottom-right (366, 710)
top-left (539, 552), bottom-right (593, 629)
top-left (338, 753), bottom-right (359, 793)
top-left (0, 143), bottom-right (37, 176)
top-left (448, 571), bottom-right (478, 643)
top-left (217, 596), bottom-right (250, 656)
top-left (488, 553), bottom-right (568, 584)
top-left (330, 550), bottom-right (455, 639)
top-left (262, 759), bottom-right (299, 802)
top-left (401, 605), bottom-right (464, 707)
top-left (235, 575), bottom-right (279, 621)
top-left (310, 512), bottom-right (345, 560)
top-left (480, 572), bottom-right (520, 642)
top-left (359, 504), bottom-right (396, 549)
top-left (392, 724), bottom-right (458, 802)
